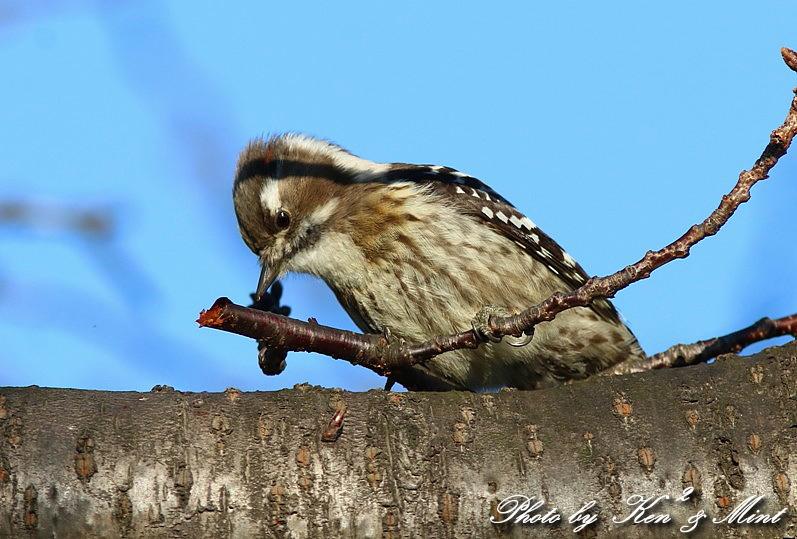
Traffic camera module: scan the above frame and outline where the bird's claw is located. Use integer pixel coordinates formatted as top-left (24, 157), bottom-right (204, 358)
top-left (506, 328), bottom-right (534, 347)
top-left (471, 305), bottom-right (510, 343)
top-left (382, 326), bottom-right (393, 342)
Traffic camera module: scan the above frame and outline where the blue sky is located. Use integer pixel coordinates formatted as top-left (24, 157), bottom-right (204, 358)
top-left (1, 1), bottom-right (795, 392)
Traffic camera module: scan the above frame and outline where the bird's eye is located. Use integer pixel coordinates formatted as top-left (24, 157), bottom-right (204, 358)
top-left (275, 209), bottom-right (291, 229)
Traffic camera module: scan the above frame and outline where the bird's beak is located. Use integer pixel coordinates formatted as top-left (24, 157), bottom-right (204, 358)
top-left (255, 263), bottom-right (279, 302)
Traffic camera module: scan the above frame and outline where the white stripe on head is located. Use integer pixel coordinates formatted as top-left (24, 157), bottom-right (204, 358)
top-left (260, 181), bottom-right (282, 214)
top-left (308, 197), bottom-right (340, 225)
top-left (281, 133), bottom-right (389, 179)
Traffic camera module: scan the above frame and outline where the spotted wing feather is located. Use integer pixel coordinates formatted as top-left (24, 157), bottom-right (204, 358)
top-left (384, 164), bottom-right (622, 324)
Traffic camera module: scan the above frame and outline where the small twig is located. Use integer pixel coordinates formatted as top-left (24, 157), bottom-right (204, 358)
top-left (197, 298), bottom-right (446, 376)
top-left (488, 49), bottom-right (797, 339)
top-left (782, 47), bottom-right (797, 72)
top-left (199, 49), bottom-right (797, 375)
top-left (606, 314), bottom-right (797, 375)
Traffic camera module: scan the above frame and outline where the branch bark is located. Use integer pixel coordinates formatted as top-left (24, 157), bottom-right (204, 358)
top-left (608, 313), bottom-right (797, 375)
top-left (1, 342), bottom-right (796, 537)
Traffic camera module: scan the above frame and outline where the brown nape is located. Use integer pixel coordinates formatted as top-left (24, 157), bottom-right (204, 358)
top-left (339, 185), bottom-right (408, 263)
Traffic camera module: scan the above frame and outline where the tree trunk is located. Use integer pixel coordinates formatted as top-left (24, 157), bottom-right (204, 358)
top-left (1, 342), bottom-right (796, 538)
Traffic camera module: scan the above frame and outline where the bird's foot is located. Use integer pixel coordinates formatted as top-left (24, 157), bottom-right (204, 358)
top-left (471, 305), bottom-right (511, 343)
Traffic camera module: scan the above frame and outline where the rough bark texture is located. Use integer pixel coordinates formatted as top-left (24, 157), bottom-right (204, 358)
top-left (1, 342), bottom-right (796, 538)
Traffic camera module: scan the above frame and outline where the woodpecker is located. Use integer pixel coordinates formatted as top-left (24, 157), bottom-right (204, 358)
top-left (233, 134), bottom-right (644, 390)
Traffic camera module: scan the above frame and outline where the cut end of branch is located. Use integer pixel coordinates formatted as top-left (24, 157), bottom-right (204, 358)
top-left (781, 47), bottom-right (797, 73)
top-left (197, 297), bottom-right (233, 327)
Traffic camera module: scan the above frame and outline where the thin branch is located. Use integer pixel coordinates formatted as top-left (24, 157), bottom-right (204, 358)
top-left (782, 46), bottom-right (797, 72)
top-left (488, 49), bottom-right (797, 339)
top-left (197, 298), bottom-right (442, 376)
top-left (605, 313), bottom-right (797, 375)
top-left (199, 49), bottom-right (797, 375)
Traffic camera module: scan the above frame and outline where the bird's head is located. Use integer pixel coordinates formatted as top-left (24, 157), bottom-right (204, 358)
top-left (232, 133), bottom-right (383, 300)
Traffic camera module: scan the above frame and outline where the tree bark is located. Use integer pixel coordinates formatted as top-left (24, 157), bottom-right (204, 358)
top-left (1, 342), bottom-right (796, 538)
